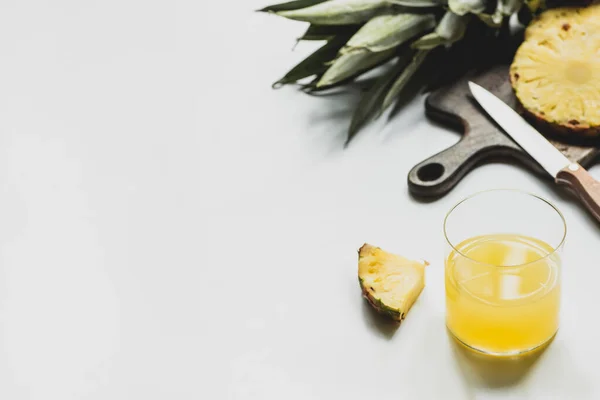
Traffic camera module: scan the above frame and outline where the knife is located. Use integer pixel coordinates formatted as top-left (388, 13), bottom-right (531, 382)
top-left (468, 81), bottom-right (600, 223)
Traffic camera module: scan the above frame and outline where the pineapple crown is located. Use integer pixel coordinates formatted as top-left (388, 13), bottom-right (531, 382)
top-left (259, 0), bottom-right (594, 144)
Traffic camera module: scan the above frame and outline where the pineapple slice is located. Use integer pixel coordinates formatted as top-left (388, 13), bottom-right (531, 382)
top-left (510, 4), bottom-right (600, 136)
top-left (358, 243), bottom-right (428, 322)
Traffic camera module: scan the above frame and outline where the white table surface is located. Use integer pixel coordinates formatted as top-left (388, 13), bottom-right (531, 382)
top-left (0, 1), bottom-right (599, 399)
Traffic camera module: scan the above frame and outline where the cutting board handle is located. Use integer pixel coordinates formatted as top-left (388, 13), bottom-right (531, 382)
top-left (408, 129), bottom-right (524, 197)
top-left (408, 134), bottom-right (498, 198)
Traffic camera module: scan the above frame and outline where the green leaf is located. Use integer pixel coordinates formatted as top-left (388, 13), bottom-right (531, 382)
top-left (302, 75), bottom-right (378, 94)
top-left (276, 0), bottom-right (390, 25)
top-left (347, 51), bottom-right (414, 144)
top-left (344, 13), bottom-right (436, 52)
top-left (498, 0), bottom-right (522, 16)
top-left (412, 11), bottom-right (469, 49)
top-left (477, 13), bottom-right (503, 27)
top-left (436, 11), bottom-right (469, 40)
top-left (258, 0), bottom-right (329, 12)
top-left (314, 12), bottom-right (435, 88)
top-left (448, 0), bottom-right (487, 15)
top-left (389, 0), bottom-right (448, 5)
top-left (274, 35), bottom-right (349, 87)
top-left (317, 47), bottom-right (396, 87)
top-left (524, 0), bottom-right (542, 12)
top-left (382, 49), bottom-right (429, 109)
top-left (302, 53), bottom-right (395, 92)
top-left (298, 24), bottom-right (359, 41)
top-left (477, 0), bottom-right (521, 27)
top-left (411, 32), bottom-right (446, 49)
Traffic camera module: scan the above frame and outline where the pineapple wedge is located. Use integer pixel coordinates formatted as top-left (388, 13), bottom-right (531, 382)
top-left (510, 4), bottom-right (600, 136)
top-left (358, 243), bottom-right (428, 322)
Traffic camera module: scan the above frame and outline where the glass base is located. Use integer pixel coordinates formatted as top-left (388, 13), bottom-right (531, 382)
top-left (447, 327), bottom-right (558, 358)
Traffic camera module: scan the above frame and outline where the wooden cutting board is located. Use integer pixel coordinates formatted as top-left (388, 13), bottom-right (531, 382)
top-left (408, 65), bottom-right (600, 198)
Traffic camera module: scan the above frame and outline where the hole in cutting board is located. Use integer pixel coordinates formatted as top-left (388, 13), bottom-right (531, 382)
top-left (417, 163), bottom-right (445, 182)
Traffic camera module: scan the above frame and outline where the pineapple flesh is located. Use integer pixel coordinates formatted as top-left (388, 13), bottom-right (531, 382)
top-left (510, 4), bottom-right (600, 136)
top-left (358, 243), bottom-right (427, 322)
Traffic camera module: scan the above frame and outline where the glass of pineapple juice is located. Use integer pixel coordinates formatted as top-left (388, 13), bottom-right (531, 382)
top-left (444, 189), bottom-right (566, 356)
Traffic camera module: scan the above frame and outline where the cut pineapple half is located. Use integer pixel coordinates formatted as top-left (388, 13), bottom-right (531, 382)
top-left (358, 243), bottom-right (428, 322)
top-left (510, 4), bottom-right (600, 136)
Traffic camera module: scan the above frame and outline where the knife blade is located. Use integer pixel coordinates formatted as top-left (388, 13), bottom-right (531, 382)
top-left (468, 82), bottom-right (571, 178)
top-left (468, 81), bottom-right (600, 223)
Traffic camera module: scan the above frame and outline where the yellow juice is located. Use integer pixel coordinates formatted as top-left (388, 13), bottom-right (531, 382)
top-left (445, 234), bottom-right (560, 355)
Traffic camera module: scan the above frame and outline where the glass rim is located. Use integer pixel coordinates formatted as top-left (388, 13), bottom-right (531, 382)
top-left (443, 188), bottom-right (567, 268)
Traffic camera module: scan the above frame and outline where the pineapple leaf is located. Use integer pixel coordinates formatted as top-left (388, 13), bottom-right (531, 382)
top-left (411, 32), bottom-right (447, 49)
top-left (298, 24), bottom-right (359, 41)
top-left (347, 56), bottom-right (408, 144)
top-left (524, 0), bottom-right (542, 12)
top-left (317, 47), bottom-right (397, 87)
top-left (412, 11), bottom-right (469, 49)
top-left (303, 75), bottom-right (379, 94)
top-left (303, 52), bottom-right (397, 92)
top-left (478, 13), bottom-right (503, 27)
top-left (436, 11), bottom-right (469, 39)
top-left (498, 0), bottom-right (523, 16)
top-left (389, 0), bottom-right (448, 5)
top-left (344, 13), bottom-right (436, 53)
top-left (448, 0), bottom-right (488, 15)
top-left (477, 0), bottom-right (522, 26)
top-left (258, 0), bottom-right (329, 12)
top-left (274, 35), bottom-right (350, 87)
top-left (318, 12), bottom-right (435, 87)
top-left (382, 49), bottom-right (429, 109)
top-left (276, 0), bottom-right (390, 25)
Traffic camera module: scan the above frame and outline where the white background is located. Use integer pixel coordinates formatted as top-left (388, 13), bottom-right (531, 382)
top-left (0, 1), bottom-right (598, 399)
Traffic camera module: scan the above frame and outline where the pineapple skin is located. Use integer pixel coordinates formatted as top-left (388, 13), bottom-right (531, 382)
top-left (360, 282), bottom-right (404, 321)
top-left (510, 5), bottom-right (600, 137)
top-left (358, 243), bottom-right (427, 323)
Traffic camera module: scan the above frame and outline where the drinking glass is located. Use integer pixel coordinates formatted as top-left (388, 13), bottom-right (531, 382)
top-left (444, 189), bottom-right (566, 356)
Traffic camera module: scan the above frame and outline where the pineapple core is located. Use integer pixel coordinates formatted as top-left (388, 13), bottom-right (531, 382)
top-left (510, 4), bottom-right (600, 134)
top-left (358, 244), bottom-right (427, 322)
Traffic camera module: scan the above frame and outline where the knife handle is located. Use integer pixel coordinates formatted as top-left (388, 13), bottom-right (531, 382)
top-left (556, 163), bottom-right (600, 223)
